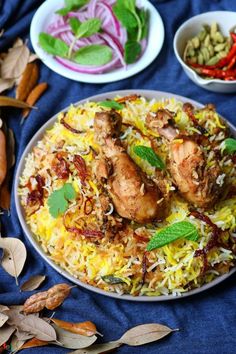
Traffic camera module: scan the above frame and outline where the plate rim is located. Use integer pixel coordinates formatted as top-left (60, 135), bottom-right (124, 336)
top-left (30, 0), bottom-right (165, 83)
top-left (14, 89), bottom-right (236, 302)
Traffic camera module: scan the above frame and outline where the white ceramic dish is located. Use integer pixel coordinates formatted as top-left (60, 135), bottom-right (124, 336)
top-left (14, 89), bottom-right (236, 301)
top-left (173, 11), bottom-right (236, 93)
top-left (30, 0), bottom-right (164, 83)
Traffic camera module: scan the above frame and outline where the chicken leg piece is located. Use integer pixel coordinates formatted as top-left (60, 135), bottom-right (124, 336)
top-left (94, 110), bottom-right (166, 223)
top-left (146, 109), bottom-right (223, 209)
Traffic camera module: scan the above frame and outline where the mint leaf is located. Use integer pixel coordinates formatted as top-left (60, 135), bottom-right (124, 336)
top-left (39, 33), bottom-right (69, 57)
top-left (73, 44), bottom-right (112, 65)
top-left (70, 18), bottom-right (101, 39)
top-left (138, 8), bottom-right (149, 39)
top-left (56, 0), bottom-right (88, 16)
top-left (147, 221), bottom-right (199, 251)
top-left (48, 183), bottom-right (76, 218)
top-left (113, 3), bottom-right (137, 30)
top-left (99, 100), bottom-right (124, 110)
top-left (124, 40), bottom-right (141, 64)
top-left (69, 17), bottom-right (81, 35)
top-left (222, 138), bottom-right (236, 154)
top-left (133, 145), bottom-right (165, 170)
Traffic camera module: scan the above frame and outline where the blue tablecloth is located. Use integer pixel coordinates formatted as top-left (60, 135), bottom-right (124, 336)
top-left (1, 0), bottom-right (236, 353)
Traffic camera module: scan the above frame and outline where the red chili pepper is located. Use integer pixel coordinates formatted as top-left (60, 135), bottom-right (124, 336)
top-left (188, 43), bottom-right (236, 70)
top-left (196, 67), bottom-right (236, 80)
top-left (227, 55), bottom-right (236, 70)
top-left (230, 32), bottom-right (236, 43)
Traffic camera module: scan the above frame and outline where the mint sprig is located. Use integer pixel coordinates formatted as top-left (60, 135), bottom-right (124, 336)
top-left (99, 100), bottom-right (124, 110)
top-left (147, 221), bottom-right (199, 251)
top-left (48, 183), bottom-right (76, 218)
top-left (133, 145), bottom-right (165, 170)
top-left (39, 33), bottom-right (69, 57)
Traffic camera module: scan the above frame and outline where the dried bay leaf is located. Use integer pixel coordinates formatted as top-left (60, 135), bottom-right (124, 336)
top-left (1, 44), bottom-right (30, 79)
top-left (20, 275), bottom-right (46, 292)
top-left (28, 53), bottom-right (39, 63)
top-left (119, 323), bottom-right (177, 346)
top-left (49, 318), bottom-right (97, 337)
top-left (23, 283), bottom-right (72, 314)
top-left (0, 237), bottom-right (27, 285)
top-left (69, 342), bottom-right (121, 354)
top-left (6, 309), bottom-right (57, 342)
top-left (0, 312), bottom-right (8, 327)
top-left (69, 323), bottom-right (178, 354)
top-left (0, 78), bottom-right (15, 94)
top-left (52, 324), bottom-right (97, 349)
top-left (16, 62), bottom-right (39, 101)
top-left (0, 325), bottom-right (15, 346)
top-left (0, 96), bottom-right (35, 109)
top-left (0, 304), bottom-right (9, 312)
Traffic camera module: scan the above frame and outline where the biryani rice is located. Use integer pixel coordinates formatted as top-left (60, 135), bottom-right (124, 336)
top-left (19, 95), bottom-right (236, 296)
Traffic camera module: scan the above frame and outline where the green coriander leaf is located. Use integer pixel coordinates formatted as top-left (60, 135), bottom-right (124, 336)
top-left (102, 275), bottom-right (126, 284)
top-left (113, 4), bottom-right (137, 30)
top-left (222, 138), bottom-right (236, 154)
top-left (73, 44), bottom-right (112, 65)
top-left (99, 100), bottom-right (124, 110)
top-left (75, 18), bottom-right (102, 39)
top-left (69, 17), bottom-right (81, 35)
top-left (133, 145), bottom-right (165, 170)
top-left (48, 183), bottom-right (76, 218)
top-left (124, 40), bottom-right (141, 64)
top-left (63, 183), bottom-right (76, 200)
top-left (124, 0), bottom-right (136, 13)
top-left (39, 33), bottom-right (69, 57)
top-left (147, 221), bottom-right (199, 251)
top-left (48, 190), bottom-right (68, 219)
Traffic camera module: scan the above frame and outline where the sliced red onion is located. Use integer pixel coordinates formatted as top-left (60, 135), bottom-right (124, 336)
top-left (98, 1), bottom-right (120, 36)
top-left (55, 55), bottom-right (120, 74)
top-left (99, 32), bottom-right (125, 67)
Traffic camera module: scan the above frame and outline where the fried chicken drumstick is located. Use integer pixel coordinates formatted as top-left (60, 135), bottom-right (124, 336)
top-left (146, 108), bottom-right (223, 209)
top-left (94, 110), bottom-right (166, 223)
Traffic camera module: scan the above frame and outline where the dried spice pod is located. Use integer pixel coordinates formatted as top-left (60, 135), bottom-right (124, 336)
top-left (16, 62), bottom-right (39, 101)
top-left (23, 283), bottom-right (71, 314)
top-left (22, 82), bottom-right (48, 119)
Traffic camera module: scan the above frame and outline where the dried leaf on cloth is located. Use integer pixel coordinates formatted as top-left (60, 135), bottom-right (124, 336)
top-left (52, 324), bottom-right (97, 349)
top-left (69, 323), bottom-right (179, 354)
top-left (0, 95), bottom-right (35, 108)
top-left (5, 309), bottom-right (57, 342)
top-left (0, 325), bottom-right (15, 346)
top-left (0, 237), bottom-right (27, 285)
top-left (20, 275), bottom-right (46, 292)
top-left (49, 318), bottom-right (97, 337)
top-left (23, 283), bottom-right (72, 313)
top-left (0, 79), bottom-right (15, 94)
top-left (1, 44), bottom-right (30, 79)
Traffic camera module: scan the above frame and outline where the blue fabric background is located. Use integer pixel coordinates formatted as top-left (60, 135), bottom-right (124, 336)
top-left (0, 0), bottom-right (236, 353)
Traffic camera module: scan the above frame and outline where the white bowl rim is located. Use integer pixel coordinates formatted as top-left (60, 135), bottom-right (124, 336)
top-left (30, 0), bottom-right (165, 84)
top-left (14, 89), bottom-right (236, 302)
top-left (173, 11), bottom-right (236, 86)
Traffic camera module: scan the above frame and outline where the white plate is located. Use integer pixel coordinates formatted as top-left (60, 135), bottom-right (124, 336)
top-left (30, 0), bottom-right (164, 83)
top-left (15, 90), bottom-right (236, 302)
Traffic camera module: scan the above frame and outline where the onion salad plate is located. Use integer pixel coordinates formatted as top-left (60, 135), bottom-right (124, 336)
top-left (30, 0), bottom-right (164, 83)
top-left (15, 90), bottom-right (236, 302)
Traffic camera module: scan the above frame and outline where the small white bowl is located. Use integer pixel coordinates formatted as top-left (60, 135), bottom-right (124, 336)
top-left (173, 11), bottom-right (236, 93)
top-left (30, 0), bottom-right (164, 84)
